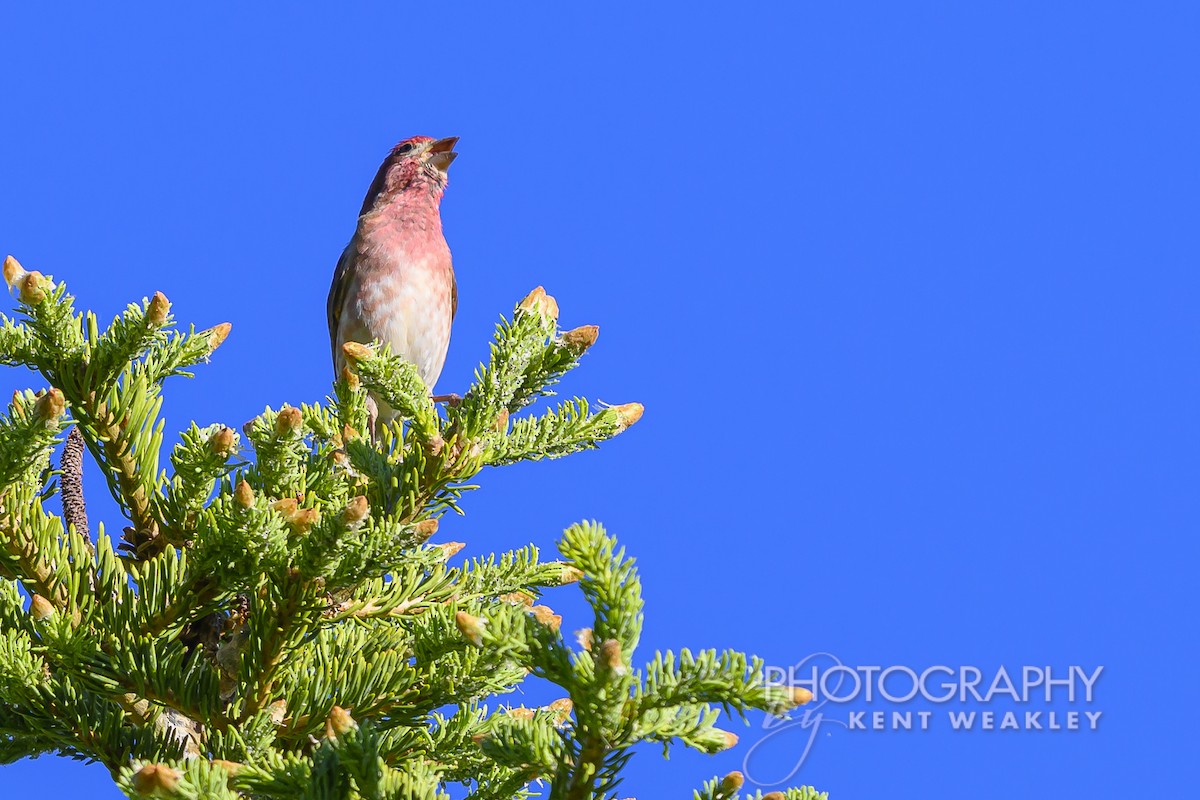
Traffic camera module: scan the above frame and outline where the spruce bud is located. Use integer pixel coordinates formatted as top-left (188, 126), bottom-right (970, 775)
top-left (3, 255), bottom-right (25, 288)
top-left (34, 389), bottom-right (65, 426)
top-left (272, 499), bottom-right (319, 534)
top-left (718, 771), bottom-right (745, 795)
top-left (612, 402), bottom-right (643, 432)
top-left (531, 605), bottom-right (562, 632)
top-left (561, 325), bottom-right (600, 355)
top-left (341, 341), bottom-right (373, 365)
top-left (437, 541), bottom-right (466, 560)
top-left (342, 496), bottom-right (369, 526)
top-left (209, 427), bottom-right (237, 457)
top-left (517, 286), bottom-right (559, 320)
top-left (547, 698), bottom-right (574, 725)
top-left (132, 764), bottom-right (181, 796)
top-left (29, 594), bottom-right (54, 620)
top-left (234, 480), bottom-right (255, 508)
top-left (206, 322), bottom-right (232, 352)
top-left (412, 518), bottom-right (439, 542)
top-left (267, 699), bottom-right (287, 726)
top-left (517, 286), bottom-right (546, 314)
top-left (792, 686), bottom-right (814, 706)
top-left (18, 271), bottom-right (49, 304)
top-left (275, 406), bottom-right (303, 437)
top-left (599, 639), bottom-right (625, 675)
top-left (146, 292), bottom-right (171, 327)
top-left (455, 611), bottom-right (486, 647)
top-left (325, 706), bottom-right (358, 739)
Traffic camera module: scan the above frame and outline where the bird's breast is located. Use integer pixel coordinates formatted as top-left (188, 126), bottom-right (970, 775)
top-left (338, 233), bottom-right (454, 388)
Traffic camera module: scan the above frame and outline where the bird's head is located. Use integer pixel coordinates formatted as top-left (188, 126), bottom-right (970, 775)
top-left (359, 136), bottom-right (459, 217)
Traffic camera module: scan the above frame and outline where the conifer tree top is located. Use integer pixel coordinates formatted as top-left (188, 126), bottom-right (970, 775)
top-left (0, 256), bottom-right (823, 800)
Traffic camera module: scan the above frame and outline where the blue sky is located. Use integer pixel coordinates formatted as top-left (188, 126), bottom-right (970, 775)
top-left (1, 3), bottom-right (1196, 797)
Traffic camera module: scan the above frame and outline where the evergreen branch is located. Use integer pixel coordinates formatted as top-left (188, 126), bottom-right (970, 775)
top-left (341, 342), bottom-right (440, 443)
top-left (0, 487), bottom-right (71, 607)
top-left (0, 268), bottom-right (826, 799)
top-left (83, 294), bottom-right (172, 392)
top-left (558, 521), bottom-right (643, 657)
top-left (454, 290), bottom-right (561, 437)
top-left (485, 398), bottom-right (640, 466)
top-left (635, 649), bottom-right (802, 720)
top-left (0, 311), bottom-right (35, 367)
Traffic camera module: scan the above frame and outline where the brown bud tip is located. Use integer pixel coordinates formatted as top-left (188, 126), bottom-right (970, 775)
top-left (34, 389), bottom-right (65, 425)
top-left (455, 610), bottom-right (486, 647)
top-left (29, 594), bottom-right (54, 620)
top-left (499, 591), bottom-right (534, 607)
top-left (272, 498), bottom-right (319, 534)
top-left (290, 508), bottom-right (320, 535)
top-left (337, 497), bottom-right (367, 528)
top-left (412, 518), bottom-right (439, 542)
top-left (147, 292), bottom-right (171, 327)
top-left (211, 759), bottom-right (243, 775)
top-left (517, 286), bottom-right (547, 314)
top-left (271, 497), bottom-right (298, 515)
top-left (612, 402), bottom-right (644, 433)
top-left (561, 325), bottom-right (600, 354)
top-left (791, 686), bottom-right (815, 706)
top-left (275, 406), bottom-right (303, 437)
top-left (234, 480), bottom-right (255, 508)
top-left (547, 697), bottom-right (574, 724)
top-left (761, 793), bottom-right (787, 800)
top-left (209, 427), bottom-right (237, 457)
top-left (531, 604), bottom-right (562, 632)
top-left (207, 322), bottom-right (232, 352)
top-left (719, 730), bottom-right (739, 750)
top-left (18, 271), bottom-right (48, 304)
top-left (599, 639), bottom-right (625, 674)
top-left (558, 565), bottom-right (584, 585)
top-left (492, 408), bottom-right (510, 432)
top-left (340, 366), bottom-right (361, 391)
top-left (267, 699), bottom-right (288, 725)
top-left (341, 341), bottom-right (373, 364)
top-left (3, 255), bottom-right (26, 288)
top-left (325, 706), bottom-right (358, 739)
top-left (575, 627), bottom-right (593, 651)
top-left (719, 771), bottom-right (745, 795)
top-left (438, 541), bottom-right (466, 560)
top-left (470, 733), bottom-right (489, 745)
top-left (132, 764), bottom-right (182, 796)
top-left (517, 286), bottom-right (560, 321)
top-left (505, 706), bottom-right (536, 720)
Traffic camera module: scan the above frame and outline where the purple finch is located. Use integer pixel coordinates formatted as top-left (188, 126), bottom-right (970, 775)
top-left (327, 136), bottom-right (459, 429)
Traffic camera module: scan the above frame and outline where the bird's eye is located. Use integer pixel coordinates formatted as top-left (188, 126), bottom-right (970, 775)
top-left (395, 143), bottom-right (414, 155)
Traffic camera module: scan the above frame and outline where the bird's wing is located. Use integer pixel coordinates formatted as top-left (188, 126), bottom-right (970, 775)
top-left (327, 242), bottom-right (356, 369)
top-left (450, 267), bottom-right (458, 321)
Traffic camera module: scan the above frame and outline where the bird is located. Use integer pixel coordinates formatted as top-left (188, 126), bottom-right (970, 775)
top-left (327, 136), bottom-right (459, 433)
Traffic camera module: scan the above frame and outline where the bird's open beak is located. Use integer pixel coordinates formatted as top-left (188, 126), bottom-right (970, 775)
top-left (427, 137), bottom-right (459, 172)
